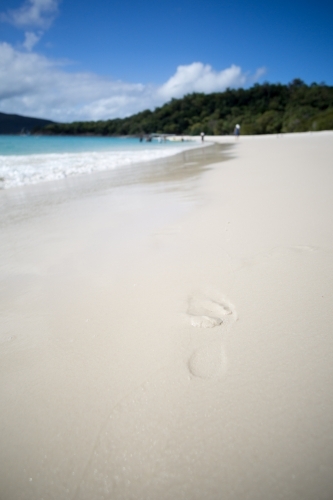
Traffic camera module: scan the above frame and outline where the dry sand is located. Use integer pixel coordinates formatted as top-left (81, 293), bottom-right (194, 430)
top-left (0, 132), bottom-right (333, 500)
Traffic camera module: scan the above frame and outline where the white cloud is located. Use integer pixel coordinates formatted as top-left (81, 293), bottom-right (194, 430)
top-left (23, 31), bottom-right (42, 50)
top-left (1, 0), bottom-right (59, 29)
top-left (0, 42), bottom-right (265, 122)
top-left (158, 62), bottom-right (248, 99)
top-left (252, 66), bottom-right (266, 81)
top-left (0, 42), bottom-right (151, 121)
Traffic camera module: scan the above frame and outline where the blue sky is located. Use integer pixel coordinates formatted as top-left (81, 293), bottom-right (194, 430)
top-left (0, 0), bottom-right (332, 122)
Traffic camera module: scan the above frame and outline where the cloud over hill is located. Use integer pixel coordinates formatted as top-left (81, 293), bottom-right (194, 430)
top-left (0, 42), bottom-right (264, 122)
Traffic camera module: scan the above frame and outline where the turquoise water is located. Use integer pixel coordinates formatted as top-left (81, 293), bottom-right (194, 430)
top-left (0, 135), bottom-right (185, 156)
top-left (0, 135), bottom-right (198, 188)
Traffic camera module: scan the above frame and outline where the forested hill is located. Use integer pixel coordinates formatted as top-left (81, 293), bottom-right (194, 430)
top-left (36, 79), bottom-right (333, 136)
top-left (0, 112), bottom-right (54, 134)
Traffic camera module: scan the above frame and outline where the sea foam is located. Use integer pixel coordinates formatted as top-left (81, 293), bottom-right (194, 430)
top-left (0, 145), bottom-right (193, 189)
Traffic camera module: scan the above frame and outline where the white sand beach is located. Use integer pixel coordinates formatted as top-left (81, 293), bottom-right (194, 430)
top-left (1, 131), bottom-right (333, 500)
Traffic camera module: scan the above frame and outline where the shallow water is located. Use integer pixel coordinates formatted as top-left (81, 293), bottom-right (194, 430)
top-left (0, 135), bottom-right (200, 189)
top-left (0, 143), bottom-right (232, 227)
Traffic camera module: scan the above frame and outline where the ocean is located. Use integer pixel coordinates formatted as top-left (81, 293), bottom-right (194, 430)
top-left (0, 135), bottom-right (198, 189)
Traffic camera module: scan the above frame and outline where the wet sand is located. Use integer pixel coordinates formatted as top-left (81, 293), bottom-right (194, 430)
top-left (1, 133), bottom-right (333, 500)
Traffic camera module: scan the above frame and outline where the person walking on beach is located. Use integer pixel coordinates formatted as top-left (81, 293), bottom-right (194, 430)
top-left (234, 124), bottom-right (240, 139)
top-left (201, 131), bottom-right (205, 142)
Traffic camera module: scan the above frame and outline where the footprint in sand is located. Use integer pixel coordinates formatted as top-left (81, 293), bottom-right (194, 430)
top-left (187, 295), bottom-right (235, 329)
top-left (186, 294), bottom-right (236, 379)
top-left (188, 341), bottom-right (228, 379)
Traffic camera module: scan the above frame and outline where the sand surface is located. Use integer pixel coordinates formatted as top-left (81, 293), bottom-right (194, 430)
top-left (1, 132), bottom-right (333, 499)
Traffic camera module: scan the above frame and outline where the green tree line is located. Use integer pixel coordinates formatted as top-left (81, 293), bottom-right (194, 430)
top-left (34, 79), bottom-right (333, 136)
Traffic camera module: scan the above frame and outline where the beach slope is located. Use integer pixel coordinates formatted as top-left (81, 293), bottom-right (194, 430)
top-left (0, 132), bottom-right (333, 500)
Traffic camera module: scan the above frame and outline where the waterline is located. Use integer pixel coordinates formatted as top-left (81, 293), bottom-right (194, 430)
top-left (0, 136), bottom-right (199, 189)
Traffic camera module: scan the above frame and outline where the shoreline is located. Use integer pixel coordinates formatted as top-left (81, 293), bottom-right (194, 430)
top-left (1, 131), bottom-right (333, 500)
top-left (0, 136), bottom-right (208, 190)
top-left (0, 142), bottom-right (231, 227)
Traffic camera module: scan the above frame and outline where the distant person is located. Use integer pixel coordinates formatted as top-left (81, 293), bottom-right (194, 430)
top-left (201, 132), bottom-right (205, 142)
top-left (234, 124), bottom-right (240, 139)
